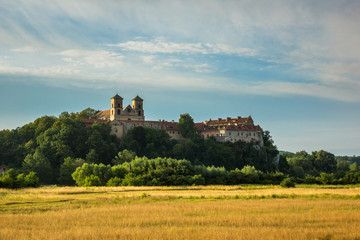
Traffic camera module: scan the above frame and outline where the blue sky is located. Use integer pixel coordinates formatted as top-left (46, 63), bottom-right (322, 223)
top-left (1, 0), bottom-right (359, 155)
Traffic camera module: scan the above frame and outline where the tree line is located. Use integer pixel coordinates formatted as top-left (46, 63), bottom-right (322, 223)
top-left (0, 109), bottom-right (359, 188)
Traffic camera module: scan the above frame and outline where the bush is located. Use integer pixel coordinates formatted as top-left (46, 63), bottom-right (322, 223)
top-left (240, 165), bottom-right (260, 183)
top-left (316, 172), bottom-right (334, 185)
top-left (227, 169), bottom-right (245, 185)
top-left (0, 174), bottom-right (14, 188)
top-left (0, 169), bottom-right (39, 188)
top-left (106, 177), bottom-right (123, 186)
top-left (280, 178), bottom-right (295, 188)
top-left (304, 175), bottom-right (319, 184)
top-left (83, 175), bottom-right (101, 187)
top-left (72, 163), bottom-right (112, 186)
top-left (192, 174), bottom-right (205, 185)
top-left (24, 172), bottom-right (40, 187)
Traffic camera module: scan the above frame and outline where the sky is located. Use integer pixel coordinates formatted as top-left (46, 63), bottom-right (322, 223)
top-left (0, 0), bottom-right (359, 156)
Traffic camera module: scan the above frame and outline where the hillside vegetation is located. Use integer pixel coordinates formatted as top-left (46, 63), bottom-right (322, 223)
top-left (1, 108), bottom-right (359, 187)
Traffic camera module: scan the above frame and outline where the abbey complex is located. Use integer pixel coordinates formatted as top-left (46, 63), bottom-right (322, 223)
top-left (83, 94), bottom-right (264, 146)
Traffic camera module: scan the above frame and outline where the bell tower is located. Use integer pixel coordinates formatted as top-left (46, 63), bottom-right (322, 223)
top-left (110, 94), bottom-right (123, 121)
top-left (132, 95), bottom-right (144, 119)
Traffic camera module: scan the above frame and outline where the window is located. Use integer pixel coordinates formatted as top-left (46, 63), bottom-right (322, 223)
top-left (138, 104), bottom-right (141, 109)
top-left (112, 104), bottom-right (113, 108)
top-left (117, 109), bottom-right (120, 115)
top-left (127, 108), bottom-right (131, 113)
top-left (138, 111), bottom-right (141, 116)
top-left (117, 104), bottom-right (120, 107)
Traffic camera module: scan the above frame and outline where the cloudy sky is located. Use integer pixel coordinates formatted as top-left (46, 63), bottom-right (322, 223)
top-left (1, 0), bottom-right (359, 155)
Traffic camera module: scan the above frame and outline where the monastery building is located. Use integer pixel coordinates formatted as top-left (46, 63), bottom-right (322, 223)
top-left (84, 94), bottom-right (264, 146)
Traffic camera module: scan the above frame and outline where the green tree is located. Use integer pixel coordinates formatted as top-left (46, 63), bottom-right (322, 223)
top-left (83, 175), bottom-right (102, 186)
top-left (78, 108), bottom-right (98, 119)
top-left (240, 165), bottom-right (260, 183)
top-left (23, 149), bottom-right (53, 184)
top-left (113, 149), bottom-right (136, 165)
top-left (72, 163), bottom-right (112, 186)
top-left (121, 127), bottom-right (172, 158)
top-left (0, 169), bottom-right (39, 188)
top-left (0, 169), bottom-right (17, 188)
top-left (287, 150), bottom-right (313, 173)
top-left (86, 149), bottom-right (99, 163)
top-left (24, 172), bottom-right (40, 187)
top-left (316, 172), bottom-right (334, 184)
top-left (350, 162), bottom-right (359, 171)
top-left (58, 157), bottom-right (85, 185)
top-left (312, 150), bottom-right (337, 173)
top-left (178, 113), bottom-right (197, 138)
top-left (337, 161), bottom-right (350, 171)
top-left (280, 178), bottom-right (295, 188)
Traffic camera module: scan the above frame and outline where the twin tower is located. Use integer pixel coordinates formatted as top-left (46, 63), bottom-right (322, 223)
top-left (109, 94), bottom-right (145, 121)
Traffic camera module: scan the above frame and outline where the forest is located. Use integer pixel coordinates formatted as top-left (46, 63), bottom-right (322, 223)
top-left (0, 108), bottom-right (359, 188)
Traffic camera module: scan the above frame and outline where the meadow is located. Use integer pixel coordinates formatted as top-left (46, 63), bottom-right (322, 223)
top-left (1, 185), bottom-right (360, 240)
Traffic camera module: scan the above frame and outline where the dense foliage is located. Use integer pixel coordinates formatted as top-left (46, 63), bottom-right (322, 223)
top-left (0, 109), bottom-right (119, 185)
top-left (71, 157), bottom-right (287, 187)
top-left (1, 108), bottom-right (360, 188)
top-left (120, 127), bottom-right (281, 172)
top-left (0, 169), bottom-right (39, 188)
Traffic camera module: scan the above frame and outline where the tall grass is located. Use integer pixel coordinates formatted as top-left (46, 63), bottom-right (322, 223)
top-left (1, 185), bottom-right (360, 239)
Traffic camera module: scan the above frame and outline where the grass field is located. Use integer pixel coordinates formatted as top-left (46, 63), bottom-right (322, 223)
top-left (1, 185), bottom-right (360, 239)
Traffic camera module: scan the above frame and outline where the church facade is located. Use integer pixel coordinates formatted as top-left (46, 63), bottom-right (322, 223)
top-left (93, 94), bottom-right (263, 146)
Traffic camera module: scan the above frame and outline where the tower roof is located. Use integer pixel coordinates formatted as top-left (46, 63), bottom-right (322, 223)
top-left (111, 94), bottom-right (123, 99)
top-left (132, 95), bottom-right (143, 101)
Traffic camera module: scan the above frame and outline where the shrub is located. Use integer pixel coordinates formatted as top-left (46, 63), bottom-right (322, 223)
top-left (280, 178), bottom-right (295, 188)
top-left (304, 175), bottom-right (319, 184)
top-left (83, 175), bottom-right (101, 187)
top-left (106, 177), bottom-right (123, 186)
top-left (0, 170), bottom-right (39, 188)
top-left (24, 172), bottom-right (40, 187)
top-left (0, 174), bottom-right (14, 188)
top-left (316, 172), bottom-right (334, 185)
top-left (227, 169), bottom-right (245, 185)
top-left (240, 165), bottom-right (260, 183)
top-left (192, 174), bottom-right (205, 185)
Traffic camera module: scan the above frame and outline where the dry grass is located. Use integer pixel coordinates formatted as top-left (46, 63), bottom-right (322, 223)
top-left (1, 185), bottom-right (360, 239)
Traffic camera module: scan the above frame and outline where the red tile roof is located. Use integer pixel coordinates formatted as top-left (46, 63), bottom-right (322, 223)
top-left (224, 125), bottom-right (262, 131)
top-left (81, 118), bottom-right (109, 127)
top-left (205, 116), bottom-right (253, 126)
top-left (96, 110), bottom-right (110, 119)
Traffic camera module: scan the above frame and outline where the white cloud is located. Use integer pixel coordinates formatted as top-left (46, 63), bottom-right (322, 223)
top-left (141, 55), bottom-right (156, 65)
top-left (1, 0), bottom-right (360, 104)
top-left (109, 38), bottom-right (257, 57)
top-left (58, 49), bottom-right (123, 69)
top-left (11, 46), bottom-right (37, 53)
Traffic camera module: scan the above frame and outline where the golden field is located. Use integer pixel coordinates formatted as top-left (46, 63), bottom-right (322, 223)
top-left (1, 185), bottom-right (360, 240)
